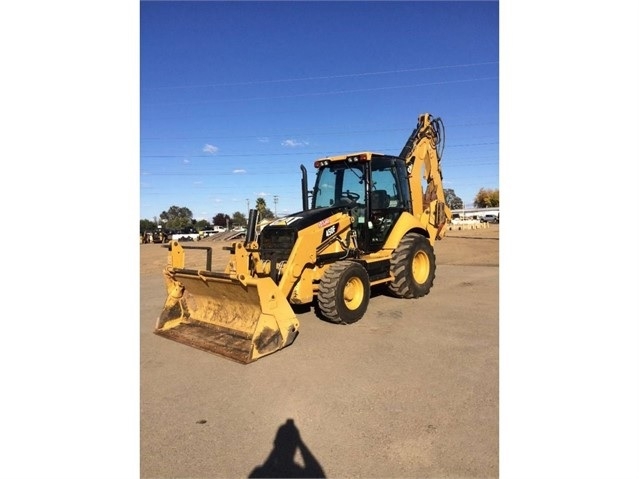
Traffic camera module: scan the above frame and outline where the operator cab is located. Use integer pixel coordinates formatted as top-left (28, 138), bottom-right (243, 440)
top-left (311, 153), bottom-right (412, 253)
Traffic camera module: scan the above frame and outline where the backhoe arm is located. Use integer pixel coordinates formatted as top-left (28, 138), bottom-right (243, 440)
top-left (399, 113), bottom-right (451, 240)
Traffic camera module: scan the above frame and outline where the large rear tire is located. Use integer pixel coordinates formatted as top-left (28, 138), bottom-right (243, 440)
top-left (388, 233), bottom-right (435, 299)
top-left (318, 261), bottom-right (370, 324)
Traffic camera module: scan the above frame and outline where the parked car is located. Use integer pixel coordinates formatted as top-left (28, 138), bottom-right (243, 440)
top-left (483, 214), bottom-right (499, 224)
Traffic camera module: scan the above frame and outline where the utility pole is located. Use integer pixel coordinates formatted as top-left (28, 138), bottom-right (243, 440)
top-left (274, 195), bottom-right (279, 218)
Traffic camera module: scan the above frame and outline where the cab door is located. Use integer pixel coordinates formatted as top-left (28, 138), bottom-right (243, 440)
top-left (367, 156), bottom-right (411, 251)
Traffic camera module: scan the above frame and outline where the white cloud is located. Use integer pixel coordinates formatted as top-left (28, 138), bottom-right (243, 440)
top-left (203, 144), bottom-right (219, 154)
top-left (233, 169), bottom-right (246, 174)
top-left (281, 139), bottom-right (308, 148)
top-left (255, 191), bottom-right (271, 197)
top-left (183, 159), bottom-right (190, 164)
top-left (258, 137), bottom-right (269, 143)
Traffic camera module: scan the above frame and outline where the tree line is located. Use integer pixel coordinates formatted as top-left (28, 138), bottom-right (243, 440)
top-left (140, 197), bottom-right (276, 234)
top-left (445, 188), bottom-right (499, 209)
top-left (140, 189), bottom-right (499, 233)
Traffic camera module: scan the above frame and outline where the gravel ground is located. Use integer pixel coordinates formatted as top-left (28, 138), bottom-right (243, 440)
top-left (140, 224), bottom-right (499, 478)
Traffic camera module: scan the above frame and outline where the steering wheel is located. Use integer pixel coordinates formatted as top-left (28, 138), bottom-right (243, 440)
top-left (340, 190), bottom-right (360, 203)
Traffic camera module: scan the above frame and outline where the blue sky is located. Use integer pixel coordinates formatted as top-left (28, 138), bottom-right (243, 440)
top-left (140, 1), bottom-right (499, 221)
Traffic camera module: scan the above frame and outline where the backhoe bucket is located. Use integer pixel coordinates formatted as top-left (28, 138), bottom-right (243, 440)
top-left (155, 267), bottom-right (300, 364)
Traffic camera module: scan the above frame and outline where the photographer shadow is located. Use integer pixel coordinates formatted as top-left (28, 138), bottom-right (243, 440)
top-left (248, 419), bottom-right (326, 478)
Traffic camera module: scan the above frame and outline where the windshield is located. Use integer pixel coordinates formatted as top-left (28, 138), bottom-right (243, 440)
top-left (313, 163), bottom-right (365, 208)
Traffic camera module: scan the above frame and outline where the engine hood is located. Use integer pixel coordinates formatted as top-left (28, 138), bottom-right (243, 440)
top-left (261, 206), bottom-right (347, 233)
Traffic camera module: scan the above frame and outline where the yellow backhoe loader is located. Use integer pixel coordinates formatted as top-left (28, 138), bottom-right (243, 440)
top-left (155, 113), bottom-right (452, 363)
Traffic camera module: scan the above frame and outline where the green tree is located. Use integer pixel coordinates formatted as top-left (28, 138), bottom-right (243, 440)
top-left (213, 213), bottom-right (231, 227)
top-left (232, 211), bottom-right (247, 227)
top-left (255, 197), bottom-right (275, 221)
top-left (444, 188), bottom-right (464, 209)
top-left (473, 188), bottom-right (499, 208)
top-left (159, 205), bottom-right (194, 230)
top-left (255, 197), bottom-right (267, 218)
top-left (140, 219), bottom-right (156, 234)
top-left (195, 219), bottom-right (211, 231)
top-left (262, 208), bottom-right (275, 220)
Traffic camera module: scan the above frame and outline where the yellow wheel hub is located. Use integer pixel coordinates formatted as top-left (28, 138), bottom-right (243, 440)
top-left (343, 277), bottom-right (364, 310)
top-left (412, 250), bottom-right (429, 284)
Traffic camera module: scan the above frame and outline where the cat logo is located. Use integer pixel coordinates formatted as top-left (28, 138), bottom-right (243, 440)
top-left (323, 224), bottom-right (337, 240)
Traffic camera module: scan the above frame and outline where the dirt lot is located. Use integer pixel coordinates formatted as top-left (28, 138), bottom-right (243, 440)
top-left (140, 225), bottom-right (499, 478)
top-left (139, 225), bottom-right (499, 274)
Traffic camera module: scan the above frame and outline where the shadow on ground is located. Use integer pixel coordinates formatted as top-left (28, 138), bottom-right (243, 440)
top-left (248, 419), bottom-right (326, 478)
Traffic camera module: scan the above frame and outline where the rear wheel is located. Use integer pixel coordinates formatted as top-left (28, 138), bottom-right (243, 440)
top-left (388, 233), bottom-right (435, 298)
top-left (318, 261), bottom-right (370, 324)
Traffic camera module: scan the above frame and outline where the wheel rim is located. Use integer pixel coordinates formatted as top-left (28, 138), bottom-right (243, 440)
top-left (412, 250), bottom-right (429, 284)
top-left (343, 276), bottom-right (364, 311)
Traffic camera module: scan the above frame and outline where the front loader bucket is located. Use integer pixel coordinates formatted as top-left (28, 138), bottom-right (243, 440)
top-left (155, 268), bottom-right (299, 364)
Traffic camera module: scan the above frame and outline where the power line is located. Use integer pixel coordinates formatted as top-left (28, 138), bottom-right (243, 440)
top-left (143, 61), bottom-right (499, 90)
top-left (145, 76), bottom-right (499, 106)
top-left (141, 101), bottom-right (497, 124)
top-left (140, 122), bottom-right (499, 141)
top-left (140, 142), bottom-right (498, 158)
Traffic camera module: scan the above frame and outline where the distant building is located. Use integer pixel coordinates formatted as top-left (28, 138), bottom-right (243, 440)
top-left (451, 206), bottom-right (499, 220)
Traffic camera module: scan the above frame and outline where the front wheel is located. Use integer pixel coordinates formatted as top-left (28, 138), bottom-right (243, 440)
top-left (317, 261), bottom-right (370, 324)
top-left (388, 233), bottom-right (436, 299)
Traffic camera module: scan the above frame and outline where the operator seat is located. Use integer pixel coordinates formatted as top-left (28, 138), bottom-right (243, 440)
top-left (370, 190), bottom-right (390, 210)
